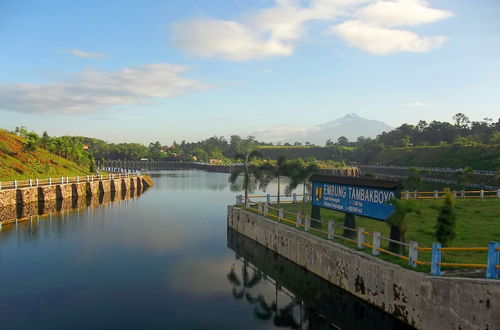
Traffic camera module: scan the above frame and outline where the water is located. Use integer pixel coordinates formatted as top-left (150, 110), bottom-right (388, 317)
top-left (0, 170), bottom-right (411, 329)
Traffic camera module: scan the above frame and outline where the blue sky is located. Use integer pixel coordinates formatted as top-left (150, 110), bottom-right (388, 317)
top-left (1, 0), bottom-right (499, 144)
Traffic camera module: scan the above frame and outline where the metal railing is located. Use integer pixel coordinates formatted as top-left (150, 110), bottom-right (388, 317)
top-left (0, 172), bottom-right (141, 191)
top-left (235, 195), bottom-right (500, 280)
top-left (401, 189), bottom-right (500, 199)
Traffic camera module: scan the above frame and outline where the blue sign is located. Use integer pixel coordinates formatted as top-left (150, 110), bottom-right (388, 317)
top-left (312, 181), bottom-right (396, 221)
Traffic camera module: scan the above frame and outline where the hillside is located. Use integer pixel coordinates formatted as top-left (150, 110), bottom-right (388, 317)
top-left (257, 145), bottom-right (500, 170)
top-left (0, 129), bottom-right (92, 180)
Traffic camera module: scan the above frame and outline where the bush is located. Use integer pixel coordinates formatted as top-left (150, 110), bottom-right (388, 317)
top-left (434, 188), bottom-right (457, 246)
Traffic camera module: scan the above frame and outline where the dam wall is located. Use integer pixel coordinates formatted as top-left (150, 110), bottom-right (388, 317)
top-left (0, 175), bottom-right (151, 209)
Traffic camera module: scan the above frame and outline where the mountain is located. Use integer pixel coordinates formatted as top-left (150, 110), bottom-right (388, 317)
top-left (309, 113), bottom-right (393, 144)
top-left (251, 113), bottom-right (393, 145)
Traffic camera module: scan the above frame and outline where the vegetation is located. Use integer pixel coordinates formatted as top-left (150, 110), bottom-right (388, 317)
top-left (434, 189), bottom-right (457, 246)
top-left (386, 199), bottom-right (419, 253)
top-left (269, 199), bottom-right (499, 264)
top-left (0, 129), bottom-right (92, 180)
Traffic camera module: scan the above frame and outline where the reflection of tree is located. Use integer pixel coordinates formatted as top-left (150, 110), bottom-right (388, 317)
top-left (227, 257), bottom-right (301, 329)
top-left (227, 259), bottom-right (262, 301)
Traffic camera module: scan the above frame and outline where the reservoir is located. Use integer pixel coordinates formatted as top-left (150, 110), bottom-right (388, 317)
top-left (0, 170), bottom-right (411, 329)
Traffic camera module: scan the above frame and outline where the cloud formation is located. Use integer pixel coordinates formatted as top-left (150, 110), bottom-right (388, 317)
top-left (406, 101), bottom-right (431, 107)
top-left (0, 63), bottom-right (210, 114)
top-left (170, 0), bottom-right (452, 60)
top-left (67, 49), bottom-right (110, 59)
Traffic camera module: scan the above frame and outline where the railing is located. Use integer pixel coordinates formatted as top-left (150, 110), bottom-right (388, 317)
top-left (401, 189), bottom-right (500, 199)
top-left (359, 164), bottom-right (495, 176)
top-left (235, 195), bottom-right (500, 280)
top-left (0, 172), bottom-right (141, 191)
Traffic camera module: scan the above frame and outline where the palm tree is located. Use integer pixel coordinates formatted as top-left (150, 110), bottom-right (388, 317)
top-left (227, 259), bottom-right (262, 302)
top-left (284, 159), bottom-right (320, 215)
top-left (387, 198), bottom-right (419, 253)
top-left (258, 156), bottom-right (288, 206)
top-left (229, 150), bottom-right (262, 202)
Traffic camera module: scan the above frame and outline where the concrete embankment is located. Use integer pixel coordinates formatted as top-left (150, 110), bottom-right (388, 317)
top-left (0, 176), bottom-right (151, 209)
top-left (227, 206), bottom-right (500, 330)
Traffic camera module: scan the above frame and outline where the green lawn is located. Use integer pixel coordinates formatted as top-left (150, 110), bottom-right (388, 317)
top-left (246, 198), bottom-right (500, 269)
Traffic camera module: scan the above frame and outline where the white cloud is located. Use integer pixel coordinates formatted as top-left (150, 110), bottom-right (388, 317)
top-left (354, 0), bottom-right (453, 27)
top-left (332, 20), bottom-right (447, 54)
top-left (251, 124), bottom-right (315, 142)
top-left (0, 63), bottom-right (210, 114)
top-left (406, 101), bottom-right (430, 107)
top-left (67, 49), bottom-right (110, 59)
top-left (170, 0), bottom-right (452, 59)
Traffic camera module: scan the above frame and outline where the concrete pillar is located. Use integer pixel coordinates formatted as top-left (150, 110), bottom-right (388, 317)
top-left (372, 231), bottom-right (380, 255)
top-left (328, 221), bottom-right (334, 240)
top-left (304, 215), bottom-right (310, 232)
top-left (431, 242), bottom-right (442, 276)
top-left (296, 213), bottom-right (302, 229)
top-left (357, 227), bottom-right (365, 249)
top-left (409, 241), bottom-right (418, 268)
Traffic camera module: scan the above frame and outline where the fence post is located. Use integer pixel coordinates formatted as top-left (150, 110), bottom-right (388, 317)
top-left (245, 198), bottom-right (250, 208)
top-left (328, 221), bottom-right (334, 240)
top-left (480, 190), bottom-right (484, 199)
top-left (266, 194), bottom-right (271, 204)
top-left (357, 227), bottom-right (365, 249)
top-left (235, 195), bottom-right (242, 205)
top-left (0, 182), bottom-right (2, 191)
top-left (29, 179), bottom-right (32, 187)
top-left (486, 241), bottom-right (499, 279)
top-left (278, 208), bottom-right (283, 222)
top-left (461, 190), bottom-right (465, 198)
top-left (292, 193), bottom-right (297, 203)
top-left (14, 180), bottom-right (17, 189)
top-left (264, 203), bottom-right (268, 217)
top-left (36, 178), bottom-right (39, 186)
top-left (49, 178), bottom-right (52, 186)
top-left (405, 191), bottom-right (409, 200)
top-left (66, 177), bottom-right (69, 184)
top-left (414, 191), bottom-right (418, 199)
top-left (304, 215), bottom-right (310, 232)
top-left (369, 231), bottom-right (379, 255)
top-left (431, 242), bottom-right (442, 276)
top-left (296, 213), bottom-right (302, 228)
top-left (452, 190), bottom-right (457, 199)
top-left (257, 203), bottom-right (262, 214)
top-left (434, 190), bottom-right (438, 199)
top-left (497, 189), bottom-right (500, 198)
top-left (76, 176), bottom-right (79, 183)
top-left (409, 241), bottom-right (418, 268)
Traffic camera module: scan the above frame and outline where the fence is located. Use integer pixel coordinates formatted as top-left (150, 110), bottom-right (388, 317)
top-left (0, 172), bottom-right (141, 191)
top-left (401, 189), bottom-right (500, 199)
top-left (235, 195), bottom-right (500, 280)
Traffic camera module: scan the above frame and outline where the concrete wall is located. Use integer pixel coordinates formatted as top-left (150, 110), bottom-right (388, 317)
top-left (0, 176), bottom-right (149, 208)
top-left (228, 206), bottom-right (500, 330)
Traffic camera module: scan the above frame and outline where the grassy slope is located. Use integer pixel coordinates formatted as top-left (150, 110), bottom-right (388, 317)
top-left (275, 199), bottom-right (499, 265)
top-left (256, 145), bottom-right (500, 170)
top-left (0, 129), bottom-right (91, 180)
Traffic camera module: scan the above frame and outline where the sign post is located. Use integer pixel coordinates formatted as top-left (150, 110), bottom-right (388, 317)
top-left (310, 175), bottom-right (402, 233)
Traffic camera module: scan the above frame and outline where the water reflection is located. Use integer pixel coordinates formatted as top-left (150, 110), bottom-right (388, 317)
top-left (227, 228), bottom-right (414, 330)
top-left (0, 188), bottom-right (143, 231)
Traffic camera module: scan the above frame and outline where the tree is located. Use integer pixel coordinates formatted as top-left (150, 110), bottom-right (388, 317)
top-left (386, 199), bottom-right (419, 253)
top-left (258, 156), bottom-right (288, 206)
top-left (284, 159), bottom-right (319, 215)
top-left (404, 167), bottom-right (430, 191)
top-left (229, 140), bottom-right (262, 201)
top-left (456, 166), bottom-right (473, 188)
top-left (435, 189), bottom-right (457, 246)
top-left (337, 136), bottom-right (349, 146)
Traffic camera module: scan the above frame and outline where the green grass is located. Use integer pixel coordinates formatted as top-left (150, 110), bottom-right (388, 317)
top-left (247, 198), bottom-right (500, 268)
top-left (0, 129), bottom-right (91, 180)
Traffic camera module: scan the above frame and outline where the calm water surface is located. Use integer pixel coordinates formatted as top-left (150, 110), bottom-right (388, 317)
top-left (0, 170), bottom-right (411, 329)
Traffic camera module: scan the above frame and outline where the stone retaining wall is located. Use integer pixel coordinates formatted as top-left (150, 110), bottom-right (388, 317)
top-left (227, 206), bottom-right (500, 330)
top-left (0, 176), bottom-right (149, 209)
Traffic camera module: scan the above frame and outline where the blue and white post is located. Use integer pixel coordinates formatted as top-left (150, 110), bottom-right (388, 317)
top-left (486, 241), bottom-right (499, 279)
top-left (431, 242), bottom-right (442, 276)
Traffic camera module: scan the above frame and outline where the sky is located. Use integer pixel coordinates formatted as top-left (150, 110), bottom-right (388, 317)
top-left (0, 0), bottom-right (499, 144)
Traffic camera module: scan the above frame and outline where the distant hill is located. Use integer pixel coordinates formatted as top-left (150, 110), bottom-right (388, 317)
top-left (310, 113), bottom-right (393, 144)
top-left (252, 113), bottom-right (393, 145)
top-left (0, 129), bottom-right (91, 180)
